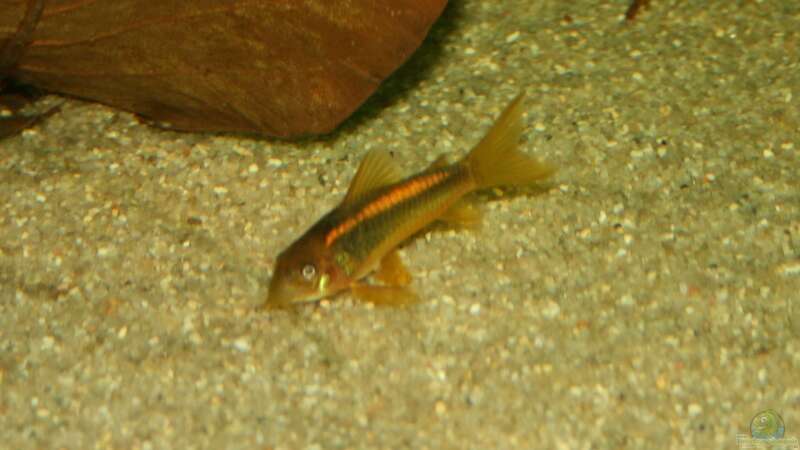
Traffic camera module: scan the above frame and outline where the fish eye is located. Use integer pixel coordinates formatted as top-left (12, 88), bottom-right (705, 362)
top-left (301, 264), bottom-right (316, 280)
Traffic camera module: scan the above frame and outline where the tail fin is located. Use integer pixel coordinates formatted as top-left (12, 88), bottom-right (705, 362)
top-left (463, 94), bottom-right (555, 190)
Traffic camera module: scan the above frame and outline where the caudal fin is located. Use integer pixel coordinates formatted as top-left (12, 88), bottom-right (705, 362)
top-left (463, 94), bottom-right (555, 190)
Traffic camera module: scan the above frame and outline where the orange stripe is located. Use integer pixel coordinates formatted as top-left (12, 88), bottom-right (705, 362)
top-left (325, 171), bottom-right (449, 247)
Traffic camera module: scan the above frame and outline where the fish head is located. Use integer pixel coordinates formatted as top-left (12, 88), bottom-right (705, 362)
top-left (264, 232), bottom-right (349, 308)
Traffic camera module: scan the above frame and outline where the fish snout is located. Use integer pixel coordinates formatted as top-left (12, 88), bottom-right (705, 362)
top-left (263, 276), bottom-right (296, 309)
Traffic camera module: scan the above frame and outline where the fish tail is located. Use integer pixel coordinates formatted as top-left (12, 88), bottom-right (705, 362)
top-left (463, 94), bottom-right (555, 190)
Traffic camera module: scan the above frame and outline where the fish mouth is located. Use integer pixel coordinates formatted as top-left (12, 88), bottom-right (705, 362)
top-left (263, 280), bottom-right (295, 309)
top-left (263, 279), bottom-right (324, 309)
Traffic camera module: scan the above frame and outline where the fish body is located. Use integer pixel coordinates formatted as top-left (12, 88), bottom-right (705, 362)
top-left (265, 94), bottom-right (554, 308)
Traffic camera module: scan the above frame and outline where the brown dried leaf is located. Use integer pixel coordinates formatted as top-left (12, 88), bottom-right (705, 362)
top-left (1, 0), bottom-right (446, 138)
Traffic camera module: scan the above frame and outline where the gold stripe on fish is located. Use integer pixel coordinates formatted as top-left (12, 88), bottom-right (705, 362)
top-left (325, 170), bottom-right (450, 247)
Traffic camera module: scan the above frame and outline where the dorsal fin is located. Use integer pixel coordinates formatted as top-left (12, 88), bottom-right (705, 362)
top-left (342, 150), bottom-right (404, 207)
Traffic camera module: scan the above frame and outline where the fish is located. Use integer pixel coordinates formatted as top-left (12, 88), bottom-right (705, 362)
top-left (264, 93), bottom-right (555, 308)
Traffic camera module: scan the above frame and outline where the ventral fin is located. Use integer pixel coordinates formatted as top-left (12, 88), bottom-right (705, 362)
top-left (342, 150), bottom-right (404, 207)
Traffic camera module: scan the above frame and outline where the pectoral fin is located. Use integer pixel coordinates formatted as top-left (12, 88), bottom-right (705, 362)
top-left (374, 249), bottom-right (412, 286)
top-left (351, 283), bottom-right (419, 306)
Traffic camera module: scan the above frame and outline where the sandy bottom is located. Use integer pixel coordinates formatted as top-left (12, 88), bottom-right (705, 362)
top-left (2, 1), bottom-right (799, 448)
